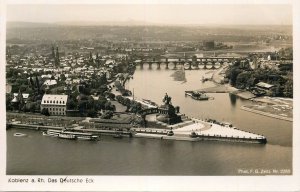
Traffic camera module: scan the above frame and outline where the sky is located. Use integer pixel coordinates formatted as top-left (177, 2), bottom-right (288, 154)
top-left (6, 4), bottom-right (293, 25)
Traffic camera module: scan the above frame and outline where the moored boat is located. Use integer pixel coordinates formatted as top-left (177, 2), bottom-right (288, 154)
top-left (185, 91), bottom-right (209, 100)
top-left (58, 133), bottom-right (77, 140)
top-left (42, 129), bottom-right (99, 141)
top-left (14, 133), bottom-right (27, 137)
top-left (43, 129), bottom-right (61, 137)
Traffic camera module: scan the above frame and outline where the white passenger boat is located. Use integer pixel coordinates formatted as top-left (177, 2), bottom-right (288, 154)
top-left (58, 133), bottom-right (77, 140)
top-left (43, 129), bottom-right (61, 137)
top-left (42, 129), bottom-right (99, 141)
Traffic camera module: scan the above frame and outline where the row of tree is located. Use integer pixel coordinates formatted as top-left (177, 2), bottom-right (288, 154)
top-left (116, 95), bottom-right (142, 113)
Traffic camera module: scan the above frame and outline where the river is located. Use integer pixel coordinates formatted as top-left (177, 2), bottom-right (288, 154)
top-left (6, 66), bottom-right (292, 175)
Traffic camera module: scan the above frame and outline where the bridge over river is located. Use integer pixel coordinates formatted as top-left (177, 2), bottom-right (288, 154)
top-left (134, 56), bottom-right (240, 70)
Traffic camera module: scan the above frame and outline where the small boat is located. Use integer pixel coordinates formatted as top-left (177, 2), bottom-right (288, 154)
top-left (14, 133), bottom-right (27, 137)
top-left (185, 91), bottom-right (209, 100)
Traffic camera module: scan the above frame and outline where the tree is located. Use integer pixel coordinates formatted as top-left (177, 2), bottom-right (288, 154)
top-left (86, 96), bottom-right (95, 109)
top-left (87, 109), bottom-right (97, 118)
top-left (67, 99), bottom-right (77, 110)
top-left (35, 76), bottom-right (40, 94)
top-left (78, 100), bottom-right (88, 114)
top-left (29, 77), bottom-right (35, 88)
top-left (60, 74), bottom-right (66, 81)
top-left (107, 92), bottom-right (115, 100)
top-left (283, 79), bottom-right (293, 98)
top-left (19, 84), bottom-right (27, 92)
top-left (130, 102), bottom-right (142, 113)
top-left (25, 102), bottom-right (37, 113)
top-left (228, 67), bottom-right (242, 86)
top-left (235, 72), bottom-right (252, 89)
top-left (6, 94), bottom-right (12, 111)
top-left (272, 84), bottom-right (283, 97)
top-left (96, 96), bottom-right (108, 110)
top-left (104, 101), bottom-right (115, 111)
top-left (246, 77), bottom-right (257, 89)
top-left (101, 111), bottom-right (113, 119)
top-left (41, 108), bottom-right (50, 116)
top-left (124, 98), bottom-right (131, 111)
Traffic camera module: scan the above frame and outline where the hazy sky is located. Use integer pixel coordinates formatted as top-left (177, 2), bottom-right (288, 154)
top-left (7, 4), bottom-right (292, 25)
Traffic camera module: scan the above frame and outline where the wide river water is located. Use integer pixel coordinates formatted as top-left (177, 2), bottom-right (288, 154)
top-left (7, 66), bottom-right (292, 175)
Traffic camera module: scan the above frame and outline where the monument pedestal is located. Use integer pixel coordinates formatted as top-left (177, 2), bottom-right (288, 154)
top-left (156, 103), bottom-right (182, 125)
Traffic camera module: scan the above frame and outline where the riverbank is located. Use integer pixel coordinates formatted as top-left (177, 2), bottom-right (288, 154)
top-left (200, 65), bottom-right (293, 120)
top-left (197, 66), bottom-right (256, 99)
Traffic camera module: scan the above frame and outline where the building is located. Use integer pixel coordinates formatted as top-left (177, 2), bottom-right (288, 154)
top-left (255, 82), bottom-right (275, 96)
top-left (41, 94), bottom-right (68, 116)
top-left (13, 93), bottom-right (29, 103)
top-left (43, 79), bottom-right (57, 86)
top-left (256, 82), bottom-right (274, 90)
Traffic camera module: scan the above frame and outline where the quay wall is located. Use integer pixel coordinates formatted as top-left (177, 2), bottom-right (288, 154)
top-left (7, 122), bottom-right (267, 144)
top-left (134, 133), bottom-right (266, 144)
top-left (8, 123), bottom-right (63, 131)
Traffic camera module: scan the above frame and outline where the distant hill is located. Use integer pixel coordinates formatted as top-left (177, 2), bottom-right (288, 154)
top-left (6, 21), bottom-right (293, 42)
top-left (7, 20), bottom-right (157, 28)
top-left (7, 21), bottom-right (57, 28)
top-left (55, 20), bottom-right (156, 26)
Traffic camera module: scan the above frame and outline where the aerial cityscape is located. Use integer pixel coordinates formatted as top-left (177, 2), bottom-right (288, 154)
top-left (4, 4), bottom-right (293, 176)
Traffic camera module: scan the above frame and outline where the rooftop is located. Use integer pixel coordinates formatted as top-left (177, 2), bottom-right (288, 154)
top-left (41, 94), bottom-right (68, 105)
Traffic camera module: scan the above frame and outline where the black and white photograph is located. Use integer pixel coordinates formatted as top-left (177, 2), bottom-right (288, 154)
top-left (1, 0), bottom-right (299, 191)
